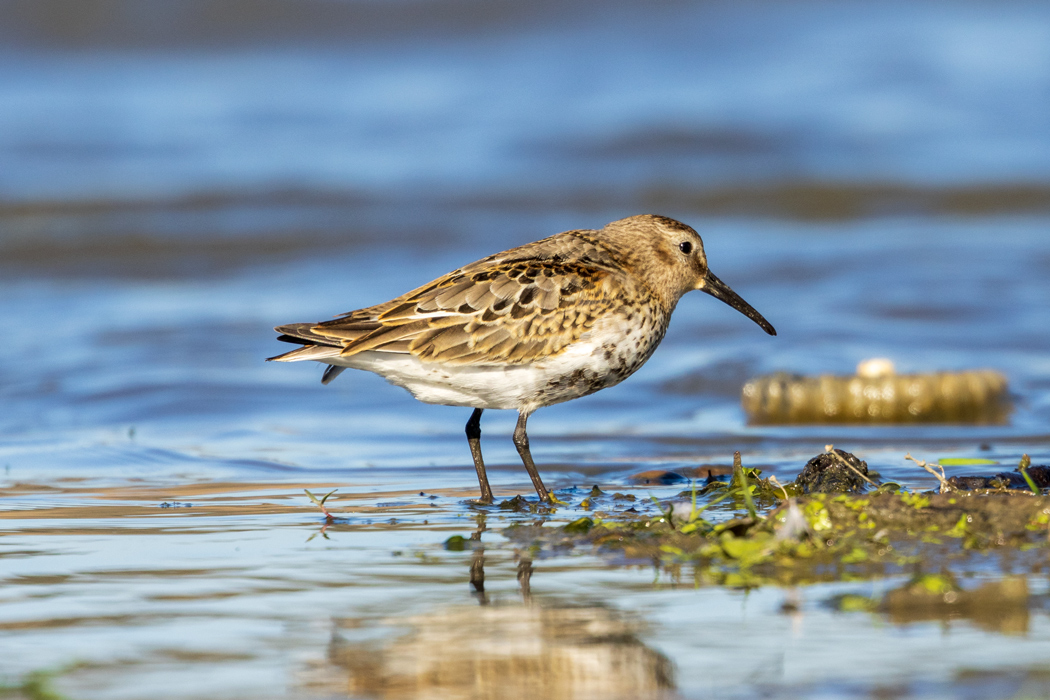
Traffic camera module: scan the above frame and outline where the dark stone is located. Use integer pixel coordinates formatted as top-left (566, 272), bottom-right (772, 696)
top-left (947, 465), bottom-right (1050, 491)
top-left (1027, 465), bottom-right (1050, 487)
top-left (796, 449), bottom-right (875, 494)
top-left (499, 495), bottom-right (531, 511)
top-left (719, 516), bottom-right (759, 537)
top-left (947, 475), bottom-right (1009, 490)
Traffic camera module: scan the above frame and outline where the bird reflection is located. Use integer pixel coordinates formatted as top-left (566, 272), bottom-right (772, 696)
top-left (469, 512), bottom-right (487, 603)
top-left (516, 557), bottom-right (533, 602)
top-left (317, 607), bottom-right (675, 700)
top-left (309, 525), bottom-right (676, 700)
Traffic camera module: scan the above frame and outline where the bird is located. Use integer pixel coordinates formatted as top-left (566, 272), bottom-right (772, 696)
top-left (268, 214), bottom-right (776, 504)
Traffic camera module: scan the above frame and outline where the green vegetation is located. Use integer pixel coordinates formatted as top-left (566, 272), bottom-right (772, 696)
top-left (504, 450), bottom-right (1050, 589)
top-left (0, 669), bottom-right (71, 700)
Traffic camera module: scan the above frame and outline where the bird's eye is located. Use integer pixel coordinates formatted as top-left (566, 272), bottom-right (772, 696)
top-left (678, 241), bottom-right (693, 255)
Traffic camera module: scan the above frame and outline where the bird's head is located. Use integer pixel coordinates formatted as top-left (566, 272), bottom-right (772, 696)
top-left (603, 214), bottom-right (776, 336)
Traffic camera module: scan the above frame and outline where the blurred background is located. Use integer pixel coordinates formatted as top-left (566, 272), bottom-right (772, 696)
top-left (3, 0), bottom-right (1050, 469)
top-left (3, 1), bottom-right (1050, 697)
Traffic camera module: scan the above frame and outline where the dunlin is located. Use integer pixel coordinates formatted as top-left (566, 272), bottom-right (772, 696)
top-left (269, 215), bottom-right (775, 504)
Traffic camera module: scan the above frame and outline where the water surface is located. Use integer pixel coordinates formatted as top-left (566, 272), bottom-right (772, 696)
top-left (3, 1), bottom-right (1050, 697)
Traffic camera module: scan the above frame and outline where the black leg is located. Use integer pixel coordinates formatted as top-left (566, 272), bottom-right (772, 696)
top-left (470, 513), bottom-right (487, 604)
top-left (512, 412), bottom-right (551, 502)
top-left (469, 548), bottom-right (486, 603)
top-left (517, 557), bottom-right (533, 602)
top-left (466, 408), bottom-right (493, 504)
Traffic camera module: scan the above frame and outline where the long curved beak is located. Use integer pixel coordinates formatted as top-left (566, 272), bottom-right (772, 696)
top-left (697, 272), bottom-right (776, 336)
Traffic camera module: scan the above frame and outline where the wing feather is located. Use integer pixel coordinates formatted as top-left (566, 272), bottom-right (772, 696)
top-left (488, 276), bottom-right (518, 300)
top-left (464, 285), bottom-right (496, 309)
top-left (273, 230), bottom-right (639, 367)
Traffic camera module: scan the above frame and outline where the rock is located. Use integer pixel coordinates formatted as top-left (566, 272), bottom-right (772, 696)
top-left (947, 465), bottom-right (1050, 491)
top-left (795, 448), bottom-right (875, 494)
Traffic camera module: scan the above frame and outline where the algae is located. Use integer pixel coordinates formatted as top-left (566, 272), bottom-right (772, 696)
top-left (502, 449), bottom-right (1050, 589)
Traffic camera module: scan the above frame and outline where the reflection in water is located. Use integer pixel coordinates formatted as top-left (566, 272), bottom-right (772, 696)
top-left (306, 538), bottom-right (675, 700)
top-left (315, 603), bottom-right (676, 700)
top-left (517, 558), bottom-right (534, 602)
top-left (4, 4), bottom-right (1050, 697)
top-left (470, 513), bottom-right (487, 604)
top-left (882, 576), bottom-right (1032, 636)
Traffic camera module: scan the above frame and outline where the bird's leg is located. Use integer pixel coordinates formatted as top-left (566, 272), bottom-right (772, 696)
top-left (517, 557), bottom-right (534, 603)
top-left (513, 412), bottom-right (551, 503)
top-left (469, 547), bottom-right (487, 604)
top-left (469, 513), bottom-right (487, 603)
top-left (466, 408), bottom-right (494, 504)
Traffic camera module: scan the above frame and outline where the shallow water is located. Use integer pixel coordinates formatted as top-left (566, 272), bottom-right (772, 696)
top-left (3, 1), bottom-right (1050, 698)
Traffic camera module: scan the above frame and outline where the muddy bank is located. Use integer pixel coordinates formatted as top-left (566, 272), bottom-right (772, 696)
top-left (502, 450), bottom-right (1050, 589)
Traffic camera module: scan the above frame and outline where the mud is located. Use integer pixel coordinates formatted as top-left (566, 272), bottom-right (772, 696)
top-left (504, 450), bottom-right (1050, 589)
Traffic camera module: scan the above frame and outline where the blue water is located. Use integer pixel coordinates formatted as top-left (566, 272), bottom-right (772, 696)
top-left (2, 1), bottom-right (1050, 697)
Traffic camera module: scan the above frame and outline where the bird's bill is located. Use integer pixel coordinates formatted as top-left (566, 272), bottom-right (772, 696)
top-left (696, 272), bottom-right (777, 336)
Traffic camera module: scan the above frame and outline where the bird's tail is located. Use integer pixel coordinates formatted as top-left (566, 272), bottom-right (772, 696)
top-left (266, 344), bottom-right (342, 363)
top-left (267, 344), bottom-right (348, 384)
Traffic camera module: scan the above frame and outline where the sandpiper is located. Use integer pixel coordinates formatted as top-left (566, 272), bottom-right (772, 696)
top-left (269, 215), bottom-right (776, 504)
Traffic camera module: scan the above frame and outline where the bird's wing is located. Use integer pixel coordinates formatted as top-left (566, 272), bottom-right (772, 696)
top-left (299, 253), bottom-right (626, 366)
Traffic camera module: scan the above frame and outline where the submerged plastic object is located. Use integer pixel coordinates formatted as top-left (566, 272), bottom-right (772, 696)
top-left (742, 359), bottom-right (1010, 425)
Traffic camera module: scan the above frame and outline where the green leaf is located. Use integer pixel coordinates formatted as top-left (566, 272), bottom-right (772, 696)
top-left (679, 521), bottom-right (703, 535)
top-left (304, 488), bottom-right (338, 507)
top-left (837, 594), bottom-right (876, 613)
top-left (803, 501), bottom-right (832, 531)
top-left (912, 573), bottom-right (956, 595)
top-left (947, 513), bottom-right (970, 538)
top-left (732, 453), bottom-right (758, 520)
top-left (444, 535), bottom-right (468, 551)
top-left (841, 547), bottom-right (869, 564)
top-left (938, 458), bottom-right (998, 466)
top-left (720, 531), bottom-right (774, 565)
top-left (1019, 466), bottom-right (1040, 495)
top-left (563, 517), bottom-right (594, 534)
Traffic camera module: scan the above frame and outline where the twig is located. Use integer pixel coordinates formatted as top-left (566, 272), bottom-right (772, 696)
top-left (904, 454), bottom-right (952, 493)
top-left (767, 475), bottom-right (790, 501)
